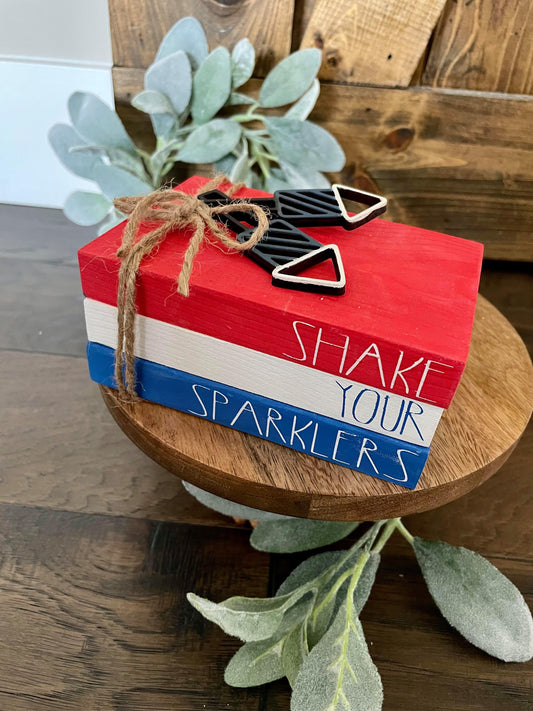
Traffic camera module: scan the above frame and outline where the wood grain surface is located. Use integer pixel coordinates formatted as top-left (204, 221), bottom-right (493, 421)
top-left (424, 0), bottom-right (533, 94)
top-left (100, 295), bottom-right (533, 521)
top-left (113, 69), bottom-right (533, 261)
top-left (108, 0), bottom-right (294, 77)
top-left (300, 0), bottom-right (447, 86)
top-left (1, 203), bottom-right (532, 708)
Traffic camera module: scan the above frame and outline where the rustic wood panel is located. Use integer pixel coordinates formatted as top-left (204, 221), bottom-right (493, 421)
top-left (299, 0), bottom-right (447, 86)
top-left (108, 0), bottom-right (295, 77)
top-left (113, 68), bottom-right (533, 261)
top-left (0, 503), bottom-right (267, 710)
top-left (424, 0), bottom-right (533, 94)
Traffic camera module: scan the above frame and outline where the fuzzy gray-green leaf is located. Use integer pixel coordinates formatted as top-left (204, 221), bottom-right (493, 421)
top-left (225, 636), bottom-right (285, 687)
top-left (250, 519), bottom-right (358, 554)
top-left (224, 595), bottom-right (313, 687)
top-left (308, 552), bottom-right (380, 648)
top-left (68, 92), bottom-right (136, 153)
top-left (177, 119), bottom-right (241, 163)
top-left (280, 160), bottom-right (330, 189)
top-left (63, 191), bottom-right (111, 226)
top-left (414, 538), bottom-right (533, 662)
top-left (155, 16), bottom-right (208, 69)
top-left (192, 47), bottom-right (232, 124)
top-left (231, 38), bottom-right (255, 88)
top-left (227, 92), bottom-right (257, 106)
top-left (283, 622), bottom-right (308, 687)
top-left (265, 117), bottom-right (345, 172)
top-left (292, 604), bottom-right (383, 711)
top-left (182, 481), bottom-right (287, 522)
top-left (260, 48), bottom-right (321, 108)
top-left (132, 89), bottom-right (175, 115)
top-left (145, 51), bottom-right (192, 115)
top-left (187, 591), bottom-right (297, 642)
top-left (93, 164), bottom-right (152, 201)
top-left (48, 124), bottom-right (102, 179)
top-left (285, 78), bottom-right (320, 120)
top-left (277, 552), bottom-right (344, 597)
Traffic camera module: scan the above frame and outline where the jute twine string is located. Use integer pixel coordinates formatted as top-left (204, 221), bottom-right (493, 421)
top-left (112, 175), bottom-right (269, 402)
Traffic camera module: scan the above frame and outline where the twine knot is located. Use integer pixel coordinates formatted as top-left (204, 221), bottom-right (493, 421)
top-left (113, 175), bottom-right (269, 401)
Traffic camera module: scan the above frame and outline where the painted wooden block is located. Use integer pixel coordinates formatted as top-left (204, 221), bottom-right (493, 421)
top-left (87, 342), bottom-right (429, 489)
top-left (84, 298), bottom-right (443, 446)
top-left (79, 177), bottom-right (483, 409)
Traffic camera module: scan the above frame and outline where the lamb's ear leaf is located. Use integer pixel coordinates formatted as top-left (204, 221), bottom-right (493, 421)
top-left (182, 481), bottom-right (288, 522)
top-left (231, 38), bottom-right (255, 88)
top-left (68, 92), bottom-right (136, 153)
top-left (63, 191), bottom-right (111, 226)
top-left (259, 48), bottom-right (321, 108)
top-left (414, 538), bottom-right (533, 662)
top-left (155, 17), bottom-right (209, 69)
top-left (250, 518), bottom-right (358, 554)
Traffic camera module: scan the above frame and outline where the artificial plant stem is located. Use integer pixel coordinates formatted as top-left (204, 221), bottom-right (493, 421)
top-left (396, 519), bottom-right (414, 545)
top-left (372, 518), bottom-right (401, 554)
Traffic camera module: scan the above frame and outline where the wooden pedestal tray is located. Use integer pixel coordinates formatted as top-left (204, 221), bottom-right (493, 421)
top-left (101, 296), bottom-right (533, 521)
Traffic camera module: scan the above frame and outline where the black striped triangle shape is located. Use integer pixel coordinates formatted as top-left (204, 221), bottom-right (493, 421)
top-left (271, 244), bottom-right (345, 295)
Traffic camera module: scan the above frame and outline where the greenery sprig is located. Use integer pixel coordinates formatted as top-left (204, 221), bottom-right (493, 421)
top-left (184, 482), bottom-right (533, 710)
top-left (49, 17), bottom-right (345, 233)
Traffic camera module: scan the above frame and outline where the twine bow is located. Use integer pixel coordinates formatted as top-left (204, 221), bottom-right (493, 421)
top-left (112, 176), bottom-right (270, 401)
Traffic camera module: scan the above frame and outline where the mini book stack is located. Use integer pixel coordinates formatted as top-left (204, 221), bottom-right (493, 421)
top-left (79, 176), bottom-right (483, 490)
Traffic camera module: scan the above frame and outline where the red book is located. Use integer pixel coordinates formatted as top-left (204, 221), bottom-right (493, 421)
top-left (78, 176), bottom-right (483, 408)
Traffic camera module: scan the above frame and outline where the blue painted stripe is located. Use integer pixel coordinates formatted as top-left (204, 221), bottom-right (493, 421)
top-left (87, 342), bottom-right (429, 489)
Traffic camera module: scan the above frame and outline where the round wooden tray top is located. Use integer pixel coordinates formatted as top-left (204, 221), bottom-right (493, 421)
top-left (101, 296), bottom-right (533, 521)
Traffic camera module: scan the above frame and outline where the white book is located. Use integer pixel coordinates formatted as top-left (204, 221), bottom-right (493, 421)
top-left (84, 298), bottom-right (444, 446)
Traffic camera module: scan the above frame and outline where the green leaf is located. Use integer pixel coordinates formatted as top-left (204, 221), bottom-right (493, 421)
top-left (264, 117), bottom-right (345, 172)
top-left (283, 622), bottom-right (308, 687)
top-left (279, 160), bottom-right (330, 189)
top-left (224, 595), bottom-right (313, 687)
top-left (63, 191), bottom-right (111, 226)
top-left (229, 139), bottom-right (251, 183)
top-left (48, 124), bottom-right (102, 179)
top-left (413, 538), bottom-right (533, 662)
top-left (285, 78), bottom-right (320, 120)
top-left (97, 208), bottom-right (125, 235)
top-left (93, 164), bottom-right (153, 201)
top-left (231, 38), bottom-right (255, 88)
top-left (265, 169), bottom-right (291, 193)
top-left (132, 89), bottom-right (175, 115)
top-left (182, 481), bottom-right (287, 522)
top-left (145, 51), bottom-right (192, 115)
top-left (187, 591), bottom-right (298, 643)
top-left (291, 604), bottom-right (383, 711)
top-left (177, 119), bottom-right (241, 163)
top-left (260, 48), bottom-right (321, 108)
top-left (227, 92), bottom-right (257, 106)
top-left (214, 154), bottom-right (237, 177)
top-left (68, 92), bottom-right (136, 153)
top-left (225, 635), bottom-right (285, 687)
top-left (69, 145), bottom-right (149, 183)
top-left (155, 17), bottom-right (209, 70)
top-left (308, 552), bottom-right (380, 648)
top-left (250, 519), bottom-right (358, 554)
top-left (277, 552), bottom-right (344, 597)
top-left (192, 47), bottom-right (232, 124)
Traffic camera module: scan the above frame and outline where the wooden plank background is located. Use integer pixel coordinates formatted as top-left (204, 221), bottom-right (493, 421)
top-left (108, 0), bottom-right (533, 261)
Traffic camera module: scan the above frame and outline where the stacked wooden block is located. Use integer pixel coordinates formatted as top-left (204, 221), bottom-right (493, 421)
top-left (79, 176), bottom-right (483, 489)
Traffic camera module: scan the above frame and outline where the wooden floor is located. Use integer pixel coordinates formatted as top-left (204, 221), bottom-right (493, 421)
top-left (1, 203), bottom-right (532, 710)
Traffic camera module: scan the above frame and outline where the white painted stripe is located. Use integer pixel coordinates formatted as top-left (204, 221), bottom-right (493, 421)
top-left (84, 298), bottom-right (444, 446)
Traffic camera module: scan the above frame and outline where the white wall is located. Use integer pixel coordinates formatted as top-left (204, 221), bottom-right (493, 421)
top-left (0, 0), bottom-right (114, 208)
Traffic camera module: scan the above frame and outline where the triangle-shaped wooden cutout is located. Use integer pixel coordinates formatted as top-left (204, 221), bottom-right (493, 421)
top-left (271, 244), bottom-right (346, 295)
top-left (332, 184), bottom-right (387, 229)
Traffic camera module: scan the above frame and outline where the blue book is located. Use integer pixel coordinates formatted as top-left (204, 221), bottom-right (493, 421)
top-left (87, 342), bottom-right (429, 489)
